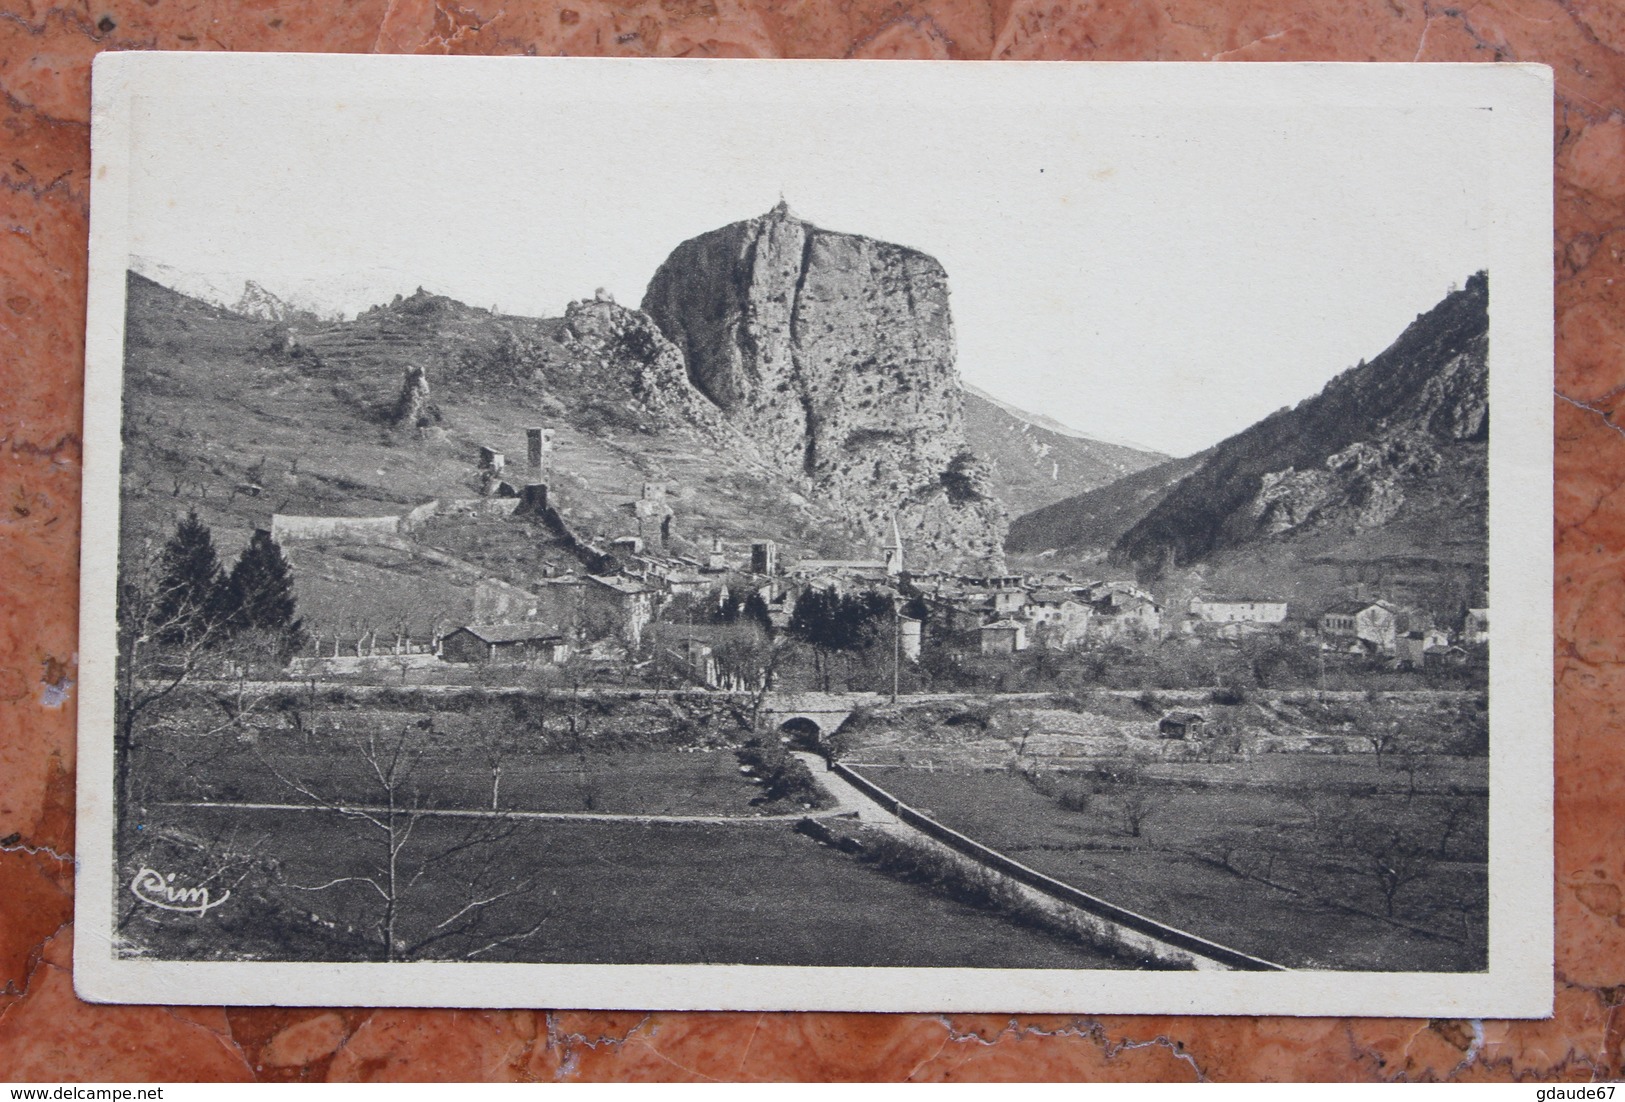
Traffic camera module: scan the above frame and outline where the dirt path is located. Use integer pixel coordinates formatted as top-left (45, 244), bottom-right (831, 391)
top-left (158, 800), bottom-right (820, 826)
top-left (790, 752), bottom-right (899, 824)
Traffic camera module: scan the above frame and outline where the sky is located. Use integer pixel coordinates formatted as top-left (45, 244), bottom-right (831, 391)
top-left (118, 57), bottom-right (1531, 457)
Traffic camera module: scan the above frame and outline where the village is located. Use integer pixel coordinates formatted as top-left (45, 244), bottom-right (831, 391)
top-left (251, 424), bottom-right (1489, 702)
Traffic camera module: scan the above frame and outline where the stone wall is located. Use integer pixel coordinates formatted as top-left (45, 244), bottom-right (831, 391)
top-left (270, 512), bottom-right (402, 543)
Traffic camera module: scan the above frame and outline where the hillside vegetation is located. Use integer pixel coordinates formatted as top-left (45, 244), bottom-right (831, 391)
top-left (962, 385), bottom-right (1167, 519)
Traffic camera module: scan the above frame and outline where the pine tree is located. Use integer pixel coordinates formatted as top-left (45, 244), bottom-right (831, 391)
top-left (742, 591), bottom-right (773, 633)
top-left (152, 510), bottom-right (227, 645)
top-left (788, 587), bottom-right (834, 647)
top-left (221, 528), bottom-right (305, 652)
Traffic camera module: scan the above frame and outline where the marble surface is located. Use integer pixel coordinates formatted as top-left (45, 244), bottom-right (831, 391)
top-left (0, 0), bottom-right (1617, 1082)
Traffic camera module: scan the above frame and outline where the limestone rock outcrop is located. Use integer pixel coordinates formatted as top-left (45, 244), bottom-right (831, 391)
top-left (391, 364), bottom-right (435, 428)
top-left (641, 203), bottom-right (1005, 569)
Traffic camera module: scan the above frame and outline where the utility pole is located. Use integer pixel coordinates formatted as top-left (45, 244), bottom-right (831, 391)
top-left (892, 600), bottom-right (901, 704)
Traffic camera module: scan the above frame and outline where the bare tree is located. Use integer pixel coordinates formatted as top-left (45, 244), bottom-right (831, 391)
top-left (1117, 783), bottom-right (1159, 839)
top-left (115, 543), bottom-right (237, 823)
top-left (1431, 791), bottom-right (1478, 860)
top-left (1111, 760), bottom-right (1160, 838)
top-left (1362, 722), bottom-right (1400, 769)
top-left (260, 725), bottom-right (552, 961)
top-left (1350, 819), bottom-right (1434, 918)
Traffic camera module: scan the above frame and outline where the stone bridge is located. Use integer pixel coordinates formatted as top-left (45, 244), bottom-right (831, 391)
top-left (757, 691), bottom-right (884, 738)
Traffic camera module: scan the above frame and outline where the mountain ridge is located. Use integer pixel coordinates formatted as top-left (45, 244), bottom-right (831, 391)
top-left (960, 386), bottom-right (1169, 519)
top-left (1112, 272), bottom-right (1488, 574)
top-left (1004, 273), bottom-right (1488, 618)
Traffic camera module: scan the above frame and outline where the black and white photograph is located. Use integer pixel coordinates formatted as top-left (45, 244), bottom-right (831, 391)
top-left (77, 55), bottom-right (1553, 1015)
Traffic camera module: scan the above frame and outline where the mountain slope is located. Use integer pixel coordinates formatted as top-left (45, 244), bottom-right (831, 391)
top-left (1112, 273), bottom-right (1488, 584)
top-left (1004, 450), bottom-right (1209, 558)
top-left (961, 386), bottom-right (1167, 518)
top-left (122, 195), bottom-right (1029, 641)
top-left (119, 271), bottom-right (889, 592)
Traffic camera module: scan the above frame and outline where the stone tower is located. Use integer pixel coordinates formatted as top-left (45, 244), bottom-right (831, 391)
top-left (751, 539), bottom-right (777, 576)
top-left (526, 427), bottom-right (555, 471)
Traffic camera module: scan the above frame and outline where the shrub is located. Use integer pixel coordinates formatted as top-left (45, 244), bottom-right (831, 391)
top-left (736, 738), bottom-right (831, 810)
top-left (1056, 786), bottom-right (1093, 814)
top-left (945, 704), bottom-right (994, 730)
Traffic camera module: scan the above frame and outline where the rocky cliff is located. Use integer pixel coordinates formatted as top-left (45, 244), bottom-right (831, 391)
top-left (641, 203), bottom-right (1005, 569)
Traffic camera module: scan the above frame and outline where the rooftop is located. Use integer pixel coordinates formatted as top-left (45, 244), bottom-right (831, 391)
top-left (456, 623), bottom-right (565, 644)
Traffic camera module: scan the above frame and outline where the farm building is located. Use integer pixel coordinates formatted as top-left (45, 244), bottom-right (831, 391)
top-left (1426, 644), bottom-right (1470, 668)
top-left (1158, 711), bottom-right (1206, 739)
top-left (442, 623), bottom-right (570, 664)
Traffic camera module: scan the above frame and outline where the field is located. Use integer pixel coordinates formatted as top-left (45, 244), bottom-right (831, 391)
top-left (121, 808), bottom-right (1129, 969)
top-left (138, 739), bottom-right (771, 818)
top-left (860, 760), bottom-right (1486, 971)
top-left (121, 684), bottom-right (1489, 971)
top-left (122, 690), bottom-right (1135, 967)
top-left (132, 689), bottom-right (765, 812)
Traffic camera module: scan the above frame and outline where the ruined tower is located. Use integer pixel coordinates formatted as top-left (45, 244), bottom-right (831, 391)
top-left (751, 539), bottom-right (778, 576)
top-left (527, 427), bottom-right (555, 471)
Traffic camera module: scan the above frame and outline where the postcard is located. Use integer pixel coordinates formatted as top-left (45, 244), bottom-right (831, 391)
top-left (77, 53), bottom-right (1553, 1015)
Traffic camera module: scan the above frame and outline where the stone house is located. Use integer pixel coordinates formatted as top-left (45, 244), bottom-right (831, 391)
top-left (1024, 590), bottom-right (1091, 649)
top-left (1426, 644), bottom-right (1470, 668)
top-left (922, 594), bottom-right (993, 635)
top-left (1319, 600), bottom-right (1366, 637)
top-left (990, 588), bottom-right (1029, 616)
top-left (583, 574), bottom-right (660, 649)
top-left (1354, 600), bottom-right (1406, 654)
top-left (1396, 631), bottom-right (1429, 668)
top-left (1089, 590), bottom-right (1162, 641)
top-left (531, 573), bottom-right (662, 650)
top-left (1189, 595), bottom-right (1288, 624)
top-left (978, 619), bottom-right (1028, 655)
top-left (899, 616), bottom-right (922, 662)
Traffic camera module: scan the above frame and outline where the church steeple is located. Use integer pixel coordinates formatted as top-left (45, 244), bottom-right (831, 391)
top-left (884, 515), bottom-right (904, 577)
